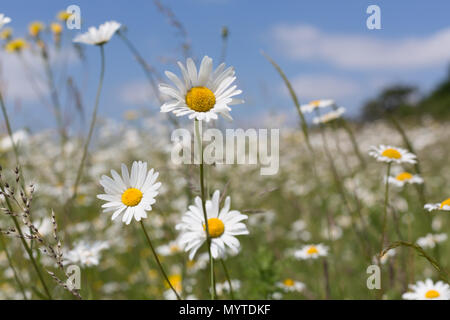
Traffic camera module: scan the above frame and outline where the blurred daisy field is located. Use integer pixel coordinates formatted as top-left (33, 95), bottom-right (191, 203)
top-left (0, 1), bottom-right (450, 302)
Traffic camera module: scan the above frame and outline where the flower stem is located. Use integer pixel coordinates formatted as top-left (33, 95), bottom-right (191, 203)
top-left (220, 259), bottom-right (235, 299)
top-left (117, 31), bottom-right (180, 129)
top-left (0, 233), bottom-right (27, 299)
top-left (322, 259), bottom-right (331, 299)
top-left (1, 192), bottom-right (52, 299)
top-left (0, 91), bottom-right (26, 190)
top-left (380, 163), bottom-right (392, 253)
top-left (195, 119), bottom-right (216, 299)
top-left (72, 44), bottom-right (105, 198)
top-left (139, 221), bottom-right (181, 300)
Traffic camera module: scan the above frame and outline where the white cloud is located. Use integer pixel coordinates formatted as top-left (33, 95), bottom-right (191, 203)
top-left (271, 24), bottom-right (450, 70)
top-left (283, 74), bottom-right (360, 101)
top-left (0, 47), bottom-right (78, 103)
top-left (0, 52), bottom-right (47, 101)
top-left (119, 80), bottom-right (159, 106)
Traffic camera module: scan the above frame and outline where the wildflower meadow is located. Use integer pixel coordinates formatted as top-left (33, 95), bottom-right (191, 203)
top-left (0, 1), bottom-right (449, 305)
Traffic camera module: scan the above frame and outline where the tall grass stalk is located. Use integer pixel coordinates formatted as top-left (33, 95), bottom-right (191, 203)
top-left (1, 189), bottom-right (52, 299)
top-left (261, 51), bottom-right (311, 149)
top-left (72, 44), bottom-right (105, 198)
top-left (140, 221), bottom-right (181, 300)
top-left (118, 31), bottom-right (180, 129)
top-left (388, 114), bottom-right (426, 203)
top-left (381, 241), bottom-right (449, 284)
top-left (316, 112), bottom-right (373, 262)
top-left (195, 119), bottom-right (216, 299)
top-left (220, 259), bottom-right (235, 299)
top-left (380, 163), bottom-right (392, 253)
top-left (0, 234), bottom-right (27, 299)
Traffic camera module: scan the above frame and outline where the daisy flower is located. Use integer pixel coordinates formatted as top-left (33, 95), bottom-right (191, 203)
top-left (176, 190), bottom-right (249, 260)
top-left (57, 11), bottom-right (73, 21)
top-left (29, 21), bottom-right (44, 38)
top-left (0, 27), bottom-right (12, 40)
top-left (368, 145), bottom-right (417, 164)
top-left (163, 274), bottom-right (182, 300)
top-left (216, 279), bottom-right (241, 296)
top-left (159, 55), bottom-right (243, 122)
top-left (276, 278), bottom-right (305, 293)
top-left (425, 198), bottom-right (450, 212)
top-left (73, 21), bottom-right (121, 45)
top-left (64, 241), bottom-right (109, 267)
top-left (294, 244), bottom-right (328, 260)
top-left (313, 107), bottom-right (345, 124)
top-left (50, 22), bottom-right (63, 35)
top-left (300, 99), bottom-right (334, 113)
top-left (97, 161), bottom-right (161, 225)
top-left (402, 279), bottom-right (450, 300)
top-left (0, 14), bottom-right (11, 29)
top-left (156, 240), bottom-right (182, 256)
top-left (5, 38), bottom-right (28, 53)
top-left (416, 233), bottom-right (447, 249)
top-left (387, 171), bottom-right (423, 187)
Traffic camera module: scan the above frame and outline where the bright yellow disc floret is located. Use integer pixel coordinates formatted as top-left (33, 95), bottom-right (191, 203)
top-left (185, 87), bottom-right (216, 112)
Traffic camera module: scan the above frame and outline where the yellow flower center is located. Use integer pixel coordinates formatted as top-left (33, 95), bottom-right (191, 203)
top-left (5, 38), bottom-right (27, 53)
top-left (29, 22), bottom-right (44, 37)
top-left (396, 172), bottom-right (413, 181)
top-left (425, 289), bottom-right (440, 299)
top-left (121, 188), bottom-right (143, 207)
top-left (185, 87), bottom-right (216, 112)
top-left (167, 274), bottom-right (182, 292)
top-left (51, 23), bottom-right (63, 35)
top-left (203, 218), bottom-right (225, 238)
top-left (0, 28), bottom-right (12, 40)
top-left (307, 246), bottom-right (318, 255)
top-left (283, 278), bottom-right (294, 287)
top-left (169, 244), bottom-right (179, 253)
top-left (57, 11), bottom-right (73, 21)
top-left (381, 148), bottom-right (402, 159)
top-left (440, 198), bottom-right (450, 209)
top-left (310, 100), bottom-right (321, 107)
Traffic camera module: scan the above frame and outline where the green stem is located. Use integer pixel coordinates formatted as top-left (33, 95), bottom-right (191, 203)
top-left (220, 259), bottom-right (235, 300)
top-left (380, 163), bottom-right (392, 253)
top-left (0, 91), bottom-right (20, 164)
top-left (139, 221), bottom-right (181, 300)
top-left (72, 44), bottom-right (105, 198)
top-left (316, 111), bottom-right (372, 262)
top-left (339, 118), bottom-right (366, 170)
top-left (0, 233), bottom-right (27, 299)
top-left (117, 31), bottom-right (179, 129)
top-left (41, 46), bottom-right (66, 142)
top-left (0, 91), bottom-right (26, 190)
top-left (322, 259), bottom-right (331, 299)
top-left (262, 51), bottom-right (310, 144)
top-left (388, 115), bottom-right (426, 204)
top-left (1, 194), bottom-right (52, 299)
top-left (195, 119), bottom-right (216, 299)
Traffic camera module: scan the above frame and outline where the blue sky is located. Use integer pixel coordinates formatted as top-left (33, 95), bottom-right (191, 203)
top-left (1, 0), bottom-right (450, 130)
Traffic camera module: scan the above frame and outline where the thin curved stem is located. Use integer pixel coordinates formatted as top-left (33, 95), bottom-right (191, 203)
top-left (195, 119), bottom-right (216, 299)
top-left (1, 192), bottom-right (52, 299)
top-left (0, 233), bottom-right (27, 299)
top-left (0, 91), bottom-right (26, 190)
top-left (72, 44), bottom-right (105, 198)
top-left (140, 221), bottom-right (181, 300)
top-left (380, 163), bottom-right (392, 253)
top-left (220, 259), bottom-right (234, 300)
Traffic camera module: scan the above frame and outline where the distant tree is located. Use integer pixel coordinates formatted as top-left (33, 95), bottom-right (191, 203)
top-left (360, 85), bottom-right (418, 121)
top-left (418, 66), bottom-right (450, 118)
